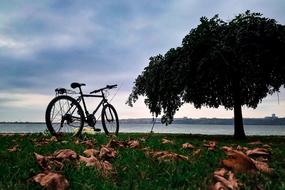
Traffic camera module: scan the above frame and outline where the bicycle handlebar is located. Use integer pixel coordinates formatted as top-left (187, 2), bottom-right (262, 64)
top-left (90, 84), bottom-right (117, 94)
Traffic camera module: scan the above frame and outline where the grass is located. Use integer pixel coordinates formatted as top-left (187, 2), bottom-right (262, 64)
top-left (0, 133), bottom-right (285, 189)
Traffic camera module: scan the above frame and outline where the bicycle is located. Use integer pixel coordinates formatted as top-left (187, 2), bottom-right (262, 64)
top-left (45, 82), bottom-right (119, 137)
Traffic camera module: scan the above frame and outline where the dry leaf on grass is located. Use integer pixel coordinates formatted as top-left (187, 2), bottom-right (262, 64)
top-left (32, 172), bottom-right (69, 190)
top-left (213, 171), bottom-right (239, 190)
top-left (81, 140), bottom-right (94, 148)
top-left (236, 145), bottom-right (248, 152)
top-left (251, 159), bottom-right (273, 174)
top-left (83, 149), bottom-right (100, 157)
top-left (34, 149), bottom-right (77, 171)
top-left (193, 149), bottom-right (202, 156)
top-left (79, 156), bottom-right (113, 175)
top-left (222, 146), bottom-right (273, 174)
top-left (75, 140), bottom-right (94, 148)
top-left (255, 157), bottom-right (268, 162)
top-left (204, 141), bottom-right (217, 151)
top-left (209, 181), bottom-right (228, 190)
top-left (246, 148), bottom-right (270, 157)
top-left (214, 168), bottom-right (228, 177)
top-left (222, 146), bottom-right (233, 152)
top-left (127, 140), bottom-right (140, 148)
top-left (53, 149), bottom-right (78, 160)
top-left (34, 153), bottom-right (52, 171)
top-left (79, 155), bottom-right (99, 166)
top-left (8, 145), bottom-right (19, 152)
top-left (33, 136), bottom-right (58, 147)
top-left (248, 141), bottom-right (263, 145)
top-left (106, 139), bottom-right (127, 148)
top-left (182, 143), bottom-right (194, 149)
top-left (222, 149), bottom-right (257, 173)
top-left (161, 138), bottom-right (174, 145)
top-left (147, 150), bottom-right (188, 162)
top-left (210, 168), bottom-right (239, 190)
top-left (99, 146), bottom-right (117, 160)
top-left (106, 139), bottom-right (140, 148)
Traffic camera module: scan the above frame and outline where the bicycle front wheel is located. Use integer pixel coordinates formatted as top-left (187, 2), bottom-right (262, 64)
top-left (45, 95), bottom-right (84, 136)
top-left (101, 104), bottom-right (119, 135)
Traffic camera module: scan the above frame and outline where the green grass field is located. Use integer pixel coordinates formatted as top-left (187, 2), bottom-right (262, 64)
top-left (0, 133), bottom-right (284, 189)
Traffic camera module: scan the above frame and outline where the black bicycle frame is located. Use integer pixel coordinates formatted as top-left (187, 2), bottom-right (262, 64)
top-left (76, 88), bottom-right (108, 118)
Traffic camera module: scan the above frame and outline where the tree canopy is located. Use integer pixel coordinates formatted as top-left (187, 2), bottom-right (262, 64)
top-left (127, 11), bottom-right (285, 138)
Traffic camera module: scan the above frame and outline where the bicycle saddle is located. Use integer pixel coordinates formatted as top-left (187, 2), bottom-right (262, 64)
top-left (71, 82), bottom-right (86, 89)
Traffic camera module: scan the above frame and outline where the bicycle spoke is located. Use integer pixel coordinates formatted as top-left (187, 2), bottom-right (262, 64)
top-left (102, 104), bottom-right (119, 135)
top-left (46, 96), bottom-right (84, 136)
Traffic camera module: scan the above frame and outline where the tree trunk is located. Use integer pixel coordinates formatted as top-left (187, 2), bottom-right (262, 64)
top-left (233, 102), bottom-right (246, 139)
top-left (232, 74), bottom-right (246, 139)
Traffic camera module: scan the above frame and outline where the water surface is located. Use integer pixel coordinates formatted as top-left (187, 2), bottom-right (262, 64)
top-left (0, 123), bottom-right (284, 136)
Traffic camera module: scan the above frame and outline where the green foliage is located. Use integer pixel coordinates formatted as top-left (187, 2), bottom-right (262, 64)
top-left (128, 11), bottom-right (285, 125)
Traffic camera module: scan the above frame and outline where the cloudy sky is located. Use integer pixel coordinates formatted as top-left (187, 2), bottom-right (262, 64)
top-left (0, 0), bottom-right (284, 122)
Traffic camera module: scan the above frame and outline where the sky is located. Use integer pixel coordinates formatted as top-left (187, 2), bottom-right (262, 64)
top-left (0, 0), bottom-right (284, 122)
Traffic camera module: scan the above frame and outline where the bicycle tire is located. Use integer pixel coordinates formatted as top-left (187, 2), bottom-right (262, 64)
top-left (101, 104), bottom-right (119, 135)
top-left (45, 95), bottom-right (84, 136)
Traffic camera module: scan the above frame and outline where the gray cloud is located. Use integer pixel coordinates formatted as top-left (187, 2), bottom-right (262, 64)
top-left (0, 0), bottom-right (284, 121)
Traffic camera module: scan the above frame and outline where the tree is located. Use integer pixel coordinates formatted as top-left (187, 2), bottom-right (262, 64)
top-left (128, 11), bottom-right (285, 139)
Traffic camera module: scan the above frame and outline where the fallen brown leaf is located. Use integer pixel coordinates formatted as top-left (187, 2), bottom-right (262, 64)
top-left (83, 149), bottom-right (100, 157)
top-left (213, 174), bottom-right (239, 190)
top-left (214, 168), bottom-right (228, 177)
top-left (49, 136), bottom-right (58, 142)
top-left (204, 141), bottom-right (217, 151)
top-left (248, 141), bottom-right (262, 145)
top-left (82, 140), bottom-right (94, 148)
top-left (79, 156), bottom-right (113, 175)
top-left (193, 149), bottom-right (202, 156)
top-left (32, 171), bottom-right (69, 190)
top-left (208, 181), bottom-right (228, 190)
top-left (222, 146), bottom-right (233, 152)
top-left (236, 145), bottom-right (248, 152)
top-left (33, 136), bottom-right (58, 147)
top-left (34, 153), bottom-right (52, 171)
top-left (106, 139), bottom-right (127, 148)
top-left (99, 146), bottom-right (117, 160)
top-left (182, 143), bottom-right (194, 149)
top-left (246, 148), bottom-right (270, 157)
top-left (251, 159), bottom-right (273, 174)
top-left (8, 145), bottom-right (19, 152)
top-left (100, 160), bottom-right (113, 173)
top-left (255, 157), bottom-right (268, 162)
top-left (222, 149), bottom-right (256, 173)
top-left (147, 150), bottom-right (188, 162)
top-left (79, 155), bottom-right (99, 166)
top-left (227, 171), bottom-right (239, 189)
top-left (211, 169), bottom-right (239, 190)
top-left (127, 140), bottom-right (140, 148)
top-left (53, 149), bottom-right (78, 160)
top-left (75, 140), bottom-right (94, 148)
top-left (161, 138), bottom-right (174, 145)
top-left (34, 141), bottom-right (49, 147)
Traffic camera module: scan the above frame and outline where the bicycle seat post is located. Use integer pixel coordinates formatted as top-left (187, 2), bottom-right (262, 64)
top-left (78, 86), bottom-right (89, 115)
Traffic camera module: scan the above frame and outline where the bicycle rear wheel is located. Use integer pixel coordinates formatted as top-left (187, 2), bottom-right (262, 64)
top-left (101, 104), bottom-right (119, 135)
top-left (45, 95), bottom-right (84, 136)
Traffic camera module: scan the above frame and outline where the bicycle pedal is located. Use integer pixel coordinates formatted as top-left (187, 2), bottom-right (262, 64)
top-left (94, 128), bottom-right (101, 132)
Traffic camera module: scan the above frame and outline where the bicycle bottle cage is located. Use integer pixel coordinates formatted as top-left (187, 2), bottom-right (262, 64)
top-left (55, 88), bottom-right (67, 94)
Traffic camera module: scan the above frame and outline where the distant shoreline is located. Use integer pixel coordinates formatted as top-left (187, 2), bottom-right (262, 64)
top-left (1, 117), bottom-right (285, 125)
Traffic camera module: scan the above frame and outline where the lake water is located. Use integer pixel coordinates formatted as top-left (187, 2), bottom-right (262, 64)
top-left (0, 123), bottom-right (284, 136)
